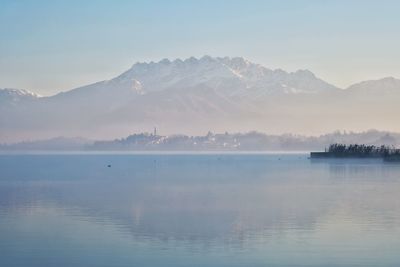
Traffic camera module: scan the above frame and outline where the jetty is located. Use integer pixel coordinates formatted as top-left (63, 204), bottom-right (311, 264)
top-left (310, 144), bottom-right (400, 161)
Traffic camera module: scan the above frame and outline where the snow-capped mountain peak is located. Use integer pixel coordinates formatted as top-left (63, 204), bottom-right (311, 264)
top-left (0, 88), bottom-right (40, 104)
top-left (0, 88), bottom-right (39, 97)
top-left (114, 56), bottom-right (337, 95)
top-left (1, 56), bottom-right (400, 143)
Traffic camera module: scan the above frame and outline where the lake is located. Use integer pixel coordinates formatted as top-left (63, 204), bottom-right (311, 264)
top-left (1, 153), bottom-right (400, 267)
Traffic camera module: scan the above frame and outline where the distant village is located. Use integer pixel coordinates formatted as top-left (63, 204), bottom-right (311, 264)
top-left (1, 129), bottom-right (400, 151)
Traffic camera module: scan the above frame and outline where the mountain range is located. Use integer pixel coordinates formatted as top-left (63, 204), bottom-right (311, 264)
top-left (1, 56), bottom-right (400, 143)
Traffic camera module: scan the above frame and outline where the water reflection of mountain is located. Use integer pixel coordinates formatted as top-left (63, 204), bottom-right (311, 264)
top-left (1, 154), bottom-right (400, 248)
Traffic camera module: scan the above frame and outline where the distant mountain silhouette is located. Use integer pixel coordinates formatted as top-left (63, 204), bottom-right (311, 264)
top-left (1, 56), bottom-right (400, 142)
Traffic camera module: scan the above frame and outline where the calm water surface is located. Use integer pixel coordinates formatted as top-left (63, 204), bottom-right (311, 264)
top-left (1, 153), bottom-right (400, 267)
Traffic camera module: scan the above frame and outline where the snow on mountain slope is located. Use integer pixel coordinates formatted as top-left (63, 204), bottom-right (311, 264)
top-left (113, 56), bottom-right (339, 96)
top-left (115, 56), bottom-right (246, 94)
top-left (0, 88), bottom-right (39, 103)
top-left (1, 56), bottom-right (400, 142)
top-left (1, 56), bottom-right (336, 107)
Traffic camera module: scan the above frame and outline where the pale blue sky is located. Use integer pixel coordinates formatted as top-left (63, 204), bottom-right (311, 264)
top-left (1, 0), bottom-right (399, 95)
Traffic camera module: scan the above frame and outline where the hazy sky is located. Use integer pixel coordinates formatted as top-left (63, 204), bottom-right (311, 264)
top-left (1, 0), bottom-right (399, 95)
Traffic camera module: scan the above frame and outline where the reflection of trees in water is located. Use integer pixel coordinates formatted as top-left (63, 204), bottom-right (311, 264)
top-left (318, 160), bottom-right (400, 227)
top-left (326, 160), bottom-right (399, 181)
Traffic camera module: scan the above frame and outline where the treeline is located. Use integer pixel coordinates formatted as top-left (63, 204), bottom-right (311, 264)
top-left (327, 144), bottom-right (400, 157)
top-left (2, 130), bottom-right (400, 151)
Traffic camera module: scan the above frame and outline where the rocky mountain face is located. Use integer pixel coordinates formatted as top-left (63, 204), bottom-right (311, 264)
top-left (1, 56), bottom-right (400, 142)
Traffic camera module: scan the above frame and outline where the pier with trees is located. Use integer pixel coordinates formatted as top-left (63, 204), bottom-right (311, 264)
top-left (310, 144), bottom-right (400, 161)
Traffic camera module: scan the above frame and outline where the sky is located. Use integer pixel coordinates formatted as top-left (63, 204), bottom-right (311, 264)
top-left (1, 0), bottom-right (400, 96)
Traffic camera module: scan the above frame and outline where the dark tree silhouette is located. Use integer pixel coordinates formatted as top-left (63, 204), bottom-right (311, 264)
top-left (327, 143), bottom-right (399, 157)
